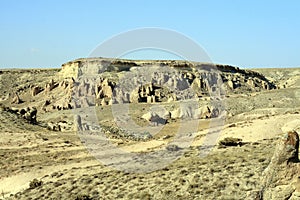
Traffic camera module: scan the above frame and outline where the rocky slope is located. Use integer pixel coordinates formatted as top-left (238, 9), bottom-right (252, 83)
top-left (60, 58), bottom-right (277, 101)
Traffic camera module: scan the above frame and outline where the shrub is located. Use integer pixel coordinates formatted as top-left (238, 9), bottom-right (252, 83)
top-left (218, 137), bottom-right (243, 147)
top-left (75, 194), bottom-right (93, 200)
top-left (29, 178), bottom-right (43, 189)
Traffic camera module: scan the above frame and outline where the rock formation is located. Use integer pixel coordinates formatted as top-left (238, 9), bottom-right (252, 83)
top-left (11, 92), bottom-right (22, 104)
top-left (47, 121), bottom-right (73, 132)
top-left (170, 104), bottom-right (217, 120)
top-left (7, 106), bottom-right (37, 124)
top-left (142, 110), bottom-right (170, 125)
top-left (61, 58), bottom-right (276, 108)
top-left (44, 79), bottom-right (57, 94)
top-left (31, 86), bottom-right (42, 96)
top-left (74, 115), bottom-right (84, 131)
top-left (251, 131), bottom-right (300, 199)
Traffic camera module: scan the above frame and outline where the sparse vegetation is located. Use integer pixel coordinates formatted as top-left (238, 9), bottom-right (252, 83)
top-left (29, 179), bottom-right (43, 189)
top-left (218, 137), bottom-right (243, 147)
top-left (75, 194), bottom-right (93, 200)
top-left (101, 125), bottom-right (153, 141)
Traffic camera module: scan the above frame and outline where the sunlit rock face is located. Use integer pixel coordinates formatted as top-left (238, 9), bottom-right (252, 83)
top-left (61, 57), bottom-right (276, 106)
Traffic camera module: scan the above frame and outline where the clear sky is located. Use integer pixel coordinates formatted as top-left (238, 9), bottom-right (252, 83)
top-left (1, 0), bottom-right (299, 68)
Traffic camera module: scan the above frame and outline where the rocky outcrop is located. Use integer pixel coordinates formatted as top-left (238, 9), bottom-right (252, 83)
top-left (142, 110), bottom-right (170, 125)
top-left (31, 85), bottom-right (42, 96)
top-left (95, 78), bottom-right (114, 106)
top-left (44, 79), bottom-right (57, 94)
top-left (53, 103), bottom-right (73, 111)
top-left (57, 58), bottom-right (278, 125)
top-left (42, 98), bottom-right (73, 112)
top-left (170, 104), bottom-right (218, 119)
top-left (111, 67), bottom-right (197, 104)
top-left (41, 79), bottom-right (75, 111)
top-left (6, 106), bottom-right (37, 124)
top-left (11, 92), bottom-right (22, 104)
top-left (29, 80), bottom-right (58, 97)
top-left (141, 103), bottom-right (219, 123)
top-left (47, 120), bottom-right (73, 132)
top-left (74, 115), bottom-right (83, 131)
top-left (61, 58), bottom-right (276, 107)
top-left (251, 131), bottom-right (300, 199)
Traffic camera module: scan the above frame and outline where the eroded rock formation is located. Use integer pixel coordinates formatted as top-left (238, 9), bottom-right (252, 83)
top-left (11, 92), bottom-right (22, 104)
top-left (250, 131), bottom-right (300, 199)
top-left (62, 58), bottom-right (276, 109)
top-left (31, 86), bottom-right (42, 96)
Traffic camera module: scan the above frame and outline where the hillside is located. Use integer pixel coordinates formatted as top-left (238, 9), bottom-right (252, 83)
top-left (0, 58), bottom-right (299, 199)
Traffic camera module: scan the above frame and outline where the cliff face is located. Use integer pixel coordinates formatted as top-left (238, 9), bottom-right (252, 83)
top-left (60, 57), bottom-right (277, 106)
top-left (60, 58), bottom-right (139, 78)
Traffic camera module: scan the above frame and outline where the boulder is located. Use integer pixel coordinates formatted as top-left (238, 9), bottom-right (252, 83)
top-left (47, 122), bottom-right (60, 131)
top-left (47, 121), bottom-right (72, 132)
top-left (142, 112), bottom-right (154, 121)
top-left (9, 107), bottom-right (19, 113)
top-left (142, 110), bottom-right (170, 125)
top-left (258, 131), bottom-right (300, 199)
top-left (170, 104), bottom-right (213, 120)
top-left (177, 105), bottom-right (195, 119)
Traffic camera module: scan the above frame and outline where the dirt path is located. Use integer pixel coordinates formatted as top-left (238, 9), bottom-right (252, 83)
top-left (0, 159), bottom-right (100, 198)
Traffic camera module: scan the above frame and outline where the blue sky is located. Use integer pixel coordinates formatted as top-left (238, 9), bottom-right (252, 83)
top-left (0, 0), bottom-right (299, 68)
